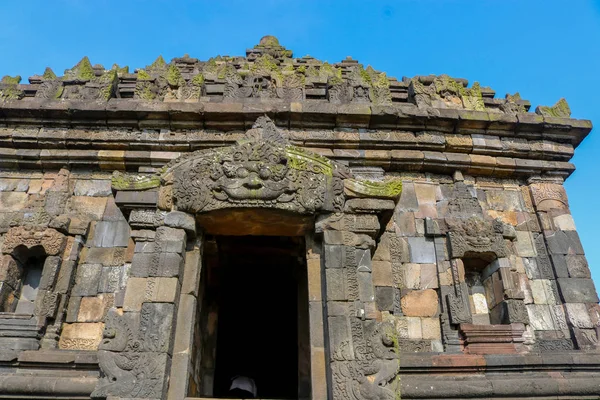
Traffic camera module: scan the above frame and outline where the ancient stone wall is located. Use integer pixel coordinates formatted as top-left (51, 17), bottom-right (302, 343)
top-left (0, 36), bottom-right (599, 399)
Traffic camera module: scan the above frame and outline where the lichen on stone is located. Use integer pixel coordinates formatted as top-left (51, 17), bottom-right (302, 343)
top-left (111, 171), bottom-right (161, 191)
top-left (1, 75), bottom-right (21, 85)
top-left (461, 82), bottom-right (485, 111)
top-left (344, 178), bottom-right (402, 199)
top-left (64, 56), bottom-right (95, 81)
top-left (167, 64), bottom-right (185, 87)
top-left (98, 69), bottom-right (119, 101)
top-left (42, 68), bottom-right (57, 80)
top-left (137, 69), bottom-right (152, 81)
top-left (0, 75), bottom-right (24, 101)
top-left (535, 98), bottom-right (571, 118)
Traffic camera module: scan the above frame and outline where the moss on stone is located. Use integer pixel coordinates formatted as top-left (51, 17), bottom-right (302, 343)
top-left (0, 75), bottom-right (24, 100)
top-left (256, 35), bottom-right (280, 48)
top-left (167, 64), bottom-right (185, 87)
top-left (137, 69), bottom-right (152, 81)
top-left (252, 54), bottom-right (283, 85)
top-left (1, 75), bottom-right (21, 85)
top-left (461, 82), bottom-right (485, 111)
top-left (54, 85), bottom-right (64, 99)
top-left (536, 98), bottom-right (571, 118)
top-left (99, 69), bottom-right (118, 101)
top-left (191, 72), bottom-right (204, 86)
top-left (149, 55), bottom-right (167, 71)
top-left (112, 64), bottom-right (129, 75)
top-left (64, 56), bottom-right (95, 81)
top-left (359, 66), bottom-right (373, 85)
top-left (42, 68), bottom-right (57, 80)
top-left (345, 178), bottom-right (402, 198)
top-left (111, 172), bottom-right (161, 191)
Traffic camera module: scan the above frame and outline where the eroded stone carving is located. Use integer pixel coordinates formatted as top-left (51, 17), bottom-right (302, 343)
top-left (529, 183), bottom-right (569, 208)
top-left (92, 310), bottom-right (167, 399)
top-left (446, 216), bottom-right (507, 259)
top-left (2, 226), bottom-right (65, 257)
top-left (164, 118), bottom-right (345, 214)
top-left (331, 320), bottom-right (399, 400)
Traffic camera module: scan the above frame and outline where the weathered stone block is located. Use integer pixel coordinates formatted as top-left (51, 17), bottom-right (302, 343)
top-left (356, 248), bottom-right (371, 272)
top-left (526, 304), bottom-right (556, 331)
top-left (398, 182), bottom-right (419, 211)
top-left (357, 271), bottom-right (374, 302)
top-left (376, 286), bottom-right (394, 311)
top-left (325, 269), bottom-right (345, 301)
top-left (0, 255), bottom-right (22, 289)
top-left (557, 278), bottom-right (599, 303)
top-left (372, 260), bottom-right (393, 287)
top-left (77, 296), bottom-right (105, 322)
top-left (68, 196), bottom-right (107, 220)
top-left (146, 277), bottom-right (179, 303)
top-left (164, 211), bottom-right (196, 236)
top-left (91, 221), bottom-right (130, 248)
top-left (66, 296), bottom-right (81, 323)
top-left (514, 231), bottom-right (536, 257)
top-left (155, 226), bottom-right (186, 251)
top-left (72, 264), bottom-right (102, 296)
top-left (58, 322), bottom-right (104, 350)
top-left (553, 214), bottom-right (576, 231)
top-left (99, 266), bottom-right (122, 293)
top-left (73, 180), bottom-right (112, 197)
top-left (545, 230), bottom-right (585, 255)
top-left (39, 256), bottom-right (60, 290)
top-left (140, 302), bottom-right (174, 353)
top-left (344, 198), bottom-right (395, 213)
top-left (565, 255), bottom-right (591, 278)
top-left (123, 277), bottom-right (148, 312)
top-left (420, 263), bottom-right (438, 289)
top-left (0, 192), bottom-right (28, 212)
top-left (407, 237), bottom-right (436, 263)
top-left (324, 245), bottom-right (343, 269)
top-left (421, 317), bottom-right (441, 340)
top-left (565, 303), bottom-right (594, 329)
top-left (401, 289), bottom-right (438, 317)
top-left (328, 316), bottom-right (354, 361)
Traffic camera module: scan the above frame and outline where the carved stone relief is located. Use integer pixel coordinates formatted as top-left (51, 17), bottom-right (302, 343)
top-left (331, 320), bottom-right (399, 400)
top-left (162, 117), bottom-right (346, 215)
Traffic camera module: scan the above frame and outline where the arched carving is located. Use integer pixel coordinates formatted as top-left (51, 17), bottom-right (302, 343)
top-left (2, 226), bottom-right (66, 257)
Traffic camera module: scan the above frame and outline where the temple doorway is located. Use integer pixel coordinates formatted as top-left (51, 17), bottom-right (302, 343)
top-left (195, 235), bottom-right (311, 399)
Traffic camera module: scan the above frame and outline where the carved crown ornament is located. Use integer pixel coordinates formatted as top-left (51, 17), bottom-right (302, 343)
top-left (111, 116), bottom-right (403, 216)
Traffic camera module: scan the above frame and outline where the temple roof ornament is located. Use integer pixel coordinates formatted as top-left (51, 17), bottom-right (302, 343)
top-left (0, 35), bottom-right (569, 116)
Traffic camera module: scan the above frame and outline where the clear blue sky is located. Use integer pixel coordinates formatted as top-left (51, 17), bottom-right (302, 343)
top-left (1, 1), bottom-right (599, 285)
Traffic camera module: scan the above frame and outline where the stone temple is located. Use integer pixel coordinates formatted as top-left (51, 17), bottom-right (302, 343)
top-left (0, 35), bottom-right (598, 399)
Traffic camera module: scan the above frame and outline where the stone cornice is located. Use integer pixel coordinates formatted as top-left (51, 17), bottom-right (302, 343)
top-left (0, 99), bottom-right (591, 145)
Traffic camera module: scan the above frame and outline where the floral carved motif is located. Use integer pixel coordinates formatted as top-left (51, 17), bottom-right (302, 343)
top-left (529, 183), bottom-right (569, 208)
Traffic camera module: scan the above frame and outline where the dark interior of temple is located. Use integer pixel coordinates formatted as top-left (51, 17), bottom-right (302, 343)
top-left (207, 235), bottom-right (309, 399)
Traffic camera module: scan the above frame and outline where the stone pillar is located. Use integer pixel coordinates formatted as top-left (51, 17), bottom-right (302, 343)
top-left (92, 224), bottom-right (187, 399)
top-left (320, 211), bottom-right (400, 400)
top-left (167, 232), bottom-right (202, 400)
top-left (305, 234), bottom-right (327, 400)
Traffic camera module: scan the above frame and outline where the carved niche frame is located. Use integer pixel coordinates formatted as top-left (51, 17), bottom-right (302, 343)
top-left (108, 116), bottom-right (405, 399)
top-left (0, 225), bottom-right (76, 349)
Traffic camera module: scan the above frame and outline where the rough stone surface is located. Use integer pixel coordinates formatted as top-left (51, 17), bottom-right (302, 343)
top-left (401, 289), bottom-right (439, 317)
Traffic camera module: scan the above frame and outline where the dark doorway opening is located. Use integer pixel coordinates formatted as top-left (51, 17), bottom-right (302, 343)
top-left (198, 235), bottom-right (310, 399)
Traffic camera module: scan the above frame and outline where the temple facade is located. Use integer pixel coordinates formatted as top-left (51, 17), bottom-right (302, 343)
top-left (0, 36), bottom-right (599, 399)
